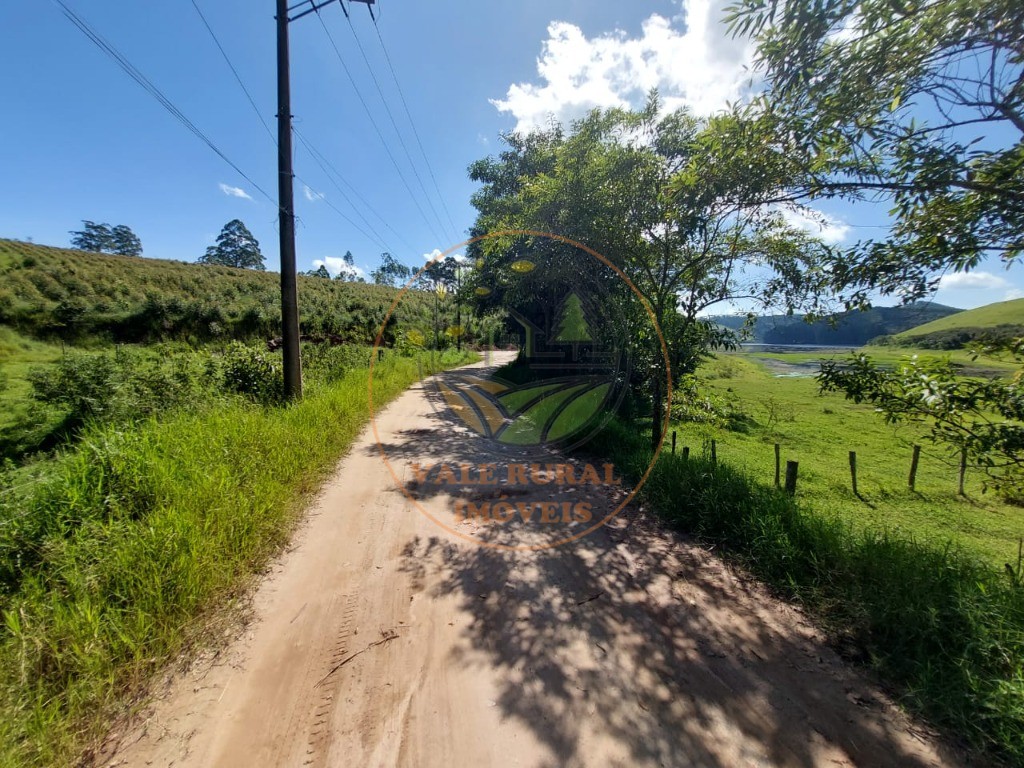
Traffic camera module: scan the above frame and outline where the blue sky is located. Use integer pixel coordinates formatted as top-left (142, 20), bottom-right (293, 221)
top-left (1, 0), bottom-right (1020, 311)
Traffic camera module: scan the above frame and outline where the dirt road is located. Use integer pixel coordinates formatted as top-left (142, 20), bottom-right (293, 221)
top-left (108, 354), bottom-right (957, 767)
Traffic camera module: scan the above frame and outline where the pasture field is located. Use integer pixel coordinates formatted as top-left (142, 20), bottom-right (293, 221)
top-left (669, 351), bottom-right (1023, 567)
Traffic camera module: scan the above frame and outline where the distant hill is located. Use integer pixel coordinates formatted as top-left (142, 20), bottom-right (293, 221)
top-left (886, 297), bottom-right (1024, 349)
top-left (0, 240), bottom-right (434, 345)
top-left (710, 303), bottom-right (962, 346)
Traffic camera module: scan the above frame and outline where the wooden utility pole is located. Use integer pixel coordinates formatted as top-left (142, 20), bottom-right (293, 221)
top-left (276, 0), bottom-right (376, 400)
top-left (277, 0), bottom-right (302, 400)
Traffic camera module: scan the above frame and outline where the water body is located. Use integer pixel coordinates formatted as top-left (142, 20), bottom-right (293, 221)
top-left (733, 344), bottom-right (858, 377)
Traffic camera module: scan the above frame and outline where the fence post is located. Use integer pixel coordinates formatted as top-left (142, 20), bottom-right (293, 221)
top-left (710, 439), bottom-right (717, 465)
top-left (784, 461), bottom-right (798, 496)
top-left (908, 445), bottom-right (921, 490)
top-left (672, 431), bottom-right (677, 455)
top-left (849, 451), bottom-right (858, 496)
top-left (682, 446), bottom-right (690, 460)
top-left (774, 443), bottom-right (781, 488)
top-left (959, 448), bottom-right (967, 495)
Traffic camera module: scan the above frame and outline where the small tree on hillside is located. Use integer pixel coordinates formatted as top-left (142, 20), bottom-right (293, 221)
top-left (200, 219), bottom-right (264, 270)
top-left (111, 224), bottom-right (143, 257)
top-left (70, 221), bottom-right (143, 256)
top-left (370, 252), bottom-right (411, 287)
top-left (70, 221), bottom-right (114, 253)
top-left (307, 264), bottom-right (330, 279)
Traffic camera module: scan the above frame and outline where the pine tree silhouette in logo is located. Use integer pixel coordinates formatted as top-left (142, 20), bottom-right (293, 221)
top-left (552, 292), bottom-right (592, 361)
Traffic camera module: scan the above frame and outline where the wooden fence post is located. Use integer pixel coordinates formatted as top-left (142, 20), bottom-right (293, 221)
top-left (849, 451), bottom-right (858, 496)
top-left (710, 440), bottom-right (717, 465)
top-left (774, 443), bottom-right (781, 488)
top-left (908, 445), bottom-right (921, 490)
top-left (959, 448), bottom-right (967, 495)
top-left (682, 446), bottom-right (690, 460)
top-left (784, 461), bottom-right (798, 496)
top-left (672, 431), bottom-right (677, 455)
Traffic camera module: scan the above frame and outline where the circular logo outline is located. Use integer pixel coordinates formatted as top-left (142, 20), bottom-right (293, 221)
top-left (368, 229), bottom-right (672, 551)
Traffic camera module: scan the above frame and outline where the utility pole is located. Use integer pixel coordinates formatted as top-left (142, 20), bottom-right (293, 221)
top-left (275, 0), bottom-right (375, 400)
top-left (276, 0), bottom-right (301, 400)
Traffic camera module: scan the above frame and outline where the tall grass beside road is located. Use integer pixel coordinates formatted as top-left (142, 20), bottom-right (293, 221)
top-left (0, 349), bottom-right (474, 766)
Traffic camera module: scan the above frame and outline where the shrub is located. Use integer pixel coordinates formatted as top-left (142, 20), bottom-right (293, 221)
top-left (216, 342), bottom-right (284, 404)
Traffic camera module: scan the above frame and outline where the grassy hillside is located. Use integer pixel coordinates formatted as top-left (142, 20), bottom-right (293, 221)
top-left (710, 302), bottom-right (961, 345)
top-left (885, 297), bottom-right (1024, 349)
top-left (0, 239), bottom-right (437, 345)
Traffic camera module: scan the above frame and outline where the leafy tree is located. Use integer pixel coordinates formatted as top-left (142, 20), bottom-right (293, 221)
top-left (370, 252), bottom-right (412, 287)
top-left (468, 98), bottom-right (832, 445)
top-left (726, 0), bottom-right (1024, 306)
top-left (70, 221), bottom-right (115, 253)
top-left (70, 221), bottom-right (143, 256)
top-left (110, 224), bottom-right (143, 257)
top-left (307, 265), bottom-right (331, 279)
top-left (199, 219), bottom-right (264, 270)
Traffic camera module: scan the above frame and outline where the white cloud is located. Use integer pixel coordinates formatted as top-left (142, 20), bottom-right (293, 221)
top-left (303, 185), bottom-right (325, 202)
top-left (778, 206), bottom-right (850, 245)
top-left (219, 183), bottom-right (252, 200)
top-left (422, 248), bottom-right (468, 264)
top-left (938, 272), bottom-right (1010, 291)
top-left (491, 0), bottom-right (755, 132)
top-left (1004, 288), bottom-right (1024, 301)
top-left (314, 257), bottom-right (366, 280)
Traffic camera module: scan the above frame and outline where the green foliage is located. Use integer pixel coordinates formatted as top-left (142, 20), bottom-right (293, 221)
top-left (669, 374), bottom-right (749, 431)
top-left (28, 347), bottom-right (211, 429)
top-left (819, 352), bottom-right (1024, 502)
top-left (300, 342), bottom-right (372, 383)
top-left (199, 219), bottom-right (264, 270)
top-left (370, 252), bottom-right (412, 287)
top-left (588, 417), bottom-right (1024, 764)
top-left (727, 0), bottom-right (1024, 305)
top-left (0, 239), bottom-right (444, 346)
top-left (216, 342), bottom-right (284, 404)
top-left (468, 98), bottom-right (833, 446)
top-left (0, 348), bottom-right (476, 766)
top-left (68, 221), bottom-right (142, 257)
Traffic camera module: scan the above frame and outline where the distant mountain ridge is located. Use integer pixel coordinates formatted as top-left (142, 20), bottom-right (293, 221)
top-left (710, 303), bottom-right (962, 346)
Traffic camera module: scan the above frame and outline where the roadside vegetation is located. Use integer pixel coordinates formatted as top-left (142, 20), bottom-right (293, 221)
top-left (0, 238), bottom-right (481, 764)
top-left (671, 353), bottom-right (1022, 567)
top-left (587, 411), bottom-right (1024, 763)
top-left (461, 0), bottom-right (1023, 759)
top-left (0, 337), bottom-right (475, 766)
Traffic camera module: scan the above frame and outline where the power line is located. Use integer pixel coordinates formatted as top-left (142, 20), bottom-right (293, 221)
top-left (293, 171), bottom-right (391, 251)
top-left (54, 0), bottom-right (276, 207)
top-left (294, 127), bottom-right (418, 254)
top-left (337, 3), bottom-right (456, 243)
top-left (188, 0), bottom-right (397, 256)
top-left (369, 14), bottom-right (460, 238)
top-left (314, 8), bottom-right (447, 246)
top-left (189, 0), bottom-right (277, 147)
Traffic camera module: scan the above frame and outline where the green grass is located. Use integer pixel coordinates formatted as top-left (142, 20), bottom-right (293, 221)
top-left (669, 353), bottom-right (1023, 567)
top-left (586, 416), bottom-right (1024, 765)
top-left (894, 297), bottom-right (1024, 338)
top-left (0, 348), bottom-right (476, 766)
